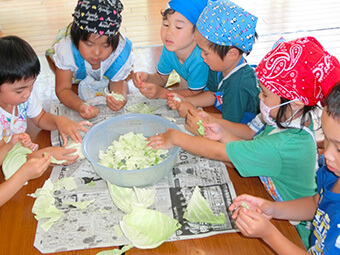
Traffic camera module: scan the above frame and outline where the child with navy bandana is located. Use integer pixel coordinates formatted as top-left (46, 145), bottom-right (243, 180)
top-left (229, 82), bottom-right (340, 254)
top-left (168, 0), bottom-right (260, 124)
top-left (132, 0), bottom-right (209, 99)
top-left (46, 0), bottom-right (134, 119)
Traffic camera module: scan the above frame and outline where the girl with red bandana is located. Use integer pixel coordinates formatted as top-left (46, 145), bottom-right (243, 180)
top-left (147, 37), bottom-right (340, 247)
top-left (229, 82), bottom-right (340, 254)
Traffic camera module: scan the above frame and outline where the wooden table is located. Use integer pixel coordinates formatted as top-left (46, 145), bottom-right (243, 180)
top-left (0, 119), bottom-right (306, 255)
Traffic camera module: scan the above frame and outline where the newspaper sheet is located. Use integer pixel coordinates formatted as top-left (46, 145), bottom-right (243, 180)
top-left (34, 93), bottom-right (238, 253)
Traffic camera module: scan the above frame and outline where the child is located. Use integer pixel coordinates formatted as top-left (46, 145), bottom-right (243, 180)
top-left (132, 0), bottom-right (209, 99)
top-left (0, 35), bottom-right (89, 164)
top-left (168, 0), bottom-right (260, 124)
top-left (0, 133), bottom-right (51, 207)
top-left (148, 37), bottom-right (340, 247)
top-left (47, 0), bottom-right (134, 119)
top-left (229, 82), bottom-right (340, 254)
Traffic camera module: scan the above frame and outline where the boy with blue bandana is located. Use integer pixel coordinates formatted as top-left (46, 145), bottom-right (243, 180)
top-left (168, 0), bottom-right (260, 124)
top-left (133, 0), bottom-right (209, 99)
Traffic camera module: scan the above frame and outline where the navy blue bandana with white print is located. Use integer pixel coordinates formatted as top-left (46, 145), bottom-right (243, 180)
top-left (73, 0), bottom-right (123, 36)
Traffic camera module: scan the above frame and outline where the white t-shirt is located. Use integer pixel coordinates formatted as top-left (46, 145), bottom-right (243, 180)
top-left (0, 91), bottom-right (42, 141)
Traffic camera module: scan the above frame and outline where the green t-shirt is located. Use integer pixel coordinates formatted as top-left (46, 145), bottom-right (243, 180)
top-left (227, 122), bottom-right (317, 247)
top-left (206, 64), bottom-right (260, 122)
top-left (227, 123), bottom-right (317, 201)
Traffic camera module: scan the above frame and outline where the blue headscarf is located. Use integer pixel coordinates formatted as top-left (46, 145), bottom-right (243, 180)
top-left (168, 0), bottom-right (208, 25)
top-left (197, 0), bottom-right (258, 53)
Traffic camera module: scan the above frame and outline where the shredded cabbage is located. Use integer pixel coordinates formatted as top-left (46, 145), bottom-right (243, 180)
top-left (126, 102), bottom-right (156, 114)
top-left (120, 207), bottom-right (181, 249)
top-left (183, 186), bottom-right (225, 224)
top-left (197, 120), bottom-right (205, 136)
top-left (98, 132), bottom-right (168, 170)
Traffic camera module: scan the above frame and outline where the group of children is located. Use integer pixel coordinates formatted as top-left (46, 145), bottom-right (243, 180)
top-left (1, 0), bottom-right (339, 254)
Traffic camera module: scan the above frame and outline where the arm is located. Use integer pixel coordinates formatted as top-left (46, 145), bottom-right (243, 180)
top-left (229, 194), bottom-right (318, 255)
top-left (55, 67), bottom-right (99, 119)
top-left (192, 110), bottom-right (256, 140)
top-left (235, 209), bottom-right (310, 255)
top-left (31, 110), bottom-right (91, 144)
top-left (0, 155), bottom-right (51, 207)
top-left (185, 90), bottom-right (216, 107)
top-left (148, 129), bottom-right (231, 163)
top-left (0, 133), bottom-right (37, 164)
top-left (106, 80), bottom-right (128, 111)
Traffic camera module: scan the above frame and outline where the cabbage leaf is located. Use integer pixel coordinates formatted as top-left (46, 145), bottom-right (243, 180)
top-left (107, 182), bottom-right (155, 213)
top-left (120, 207), bottom-right (181, 249)
top-left (183, 186), bottom-right (225, 224)
top-left (2, 142), bottom-right (32, 180)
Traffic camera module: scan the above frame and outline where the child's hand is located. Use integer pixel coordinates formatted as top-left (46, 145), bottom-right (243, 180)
top-left (234, 208), bottom-right (275, 240)
top-left (229, 194), bottom-right (275, 220)
top-left (133, 72), bottom-right (149, 87)
top-left (55, 116), bottom-right (92, 145)
top-left (185, 108), bottom-right (206, 135)
top-left (41, 146), bottom-right (79, 165)
top-left (204, 122), bottom-right (224, 141)
top-left (19, 154), bottom-right (51, 181)
top-left (78, 103), bottom-right (99, 119)
top-left (138, 82), bottom-right (166, 99)
top-left (166, 93), bottom-right (185, 110)
top-left (176, 101), bottom-right (196, 118)
top-left (10, 133), bottom-right (38, 151)
top-left (147, 128), bottom-right (178, 149)
top-left (106, 94), bottom-right (127, 111)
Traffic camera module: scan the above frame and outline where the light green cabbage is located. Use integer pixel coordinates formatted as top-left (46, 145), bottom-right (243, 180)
top-left (126, 102), bottom-right (156, 114)
top-left (120, 207), bottom-right (181, 249)
top-left (65, 140), bottom-right (85, 159)
top-left (31, 179), bottom-right (64, 231)
top-left (197, 120), bottom-right (205, 136)
top-left (107, 182), bottom-right (155, 213)
top-left (98, 132), bottom-right (168, 170)
top-left (183, 186), bottom-right (225, 224)
top-left (96, 244), bottom-right (133, 255)
top-left (2, 142), bottom-right (32, 180)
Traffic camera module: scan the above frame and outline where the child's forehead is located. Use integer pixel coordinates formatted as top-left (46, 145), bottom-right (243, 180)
top-left (321, 109), bottom-right (340, 140)
top-left (165, 11), bottom-right (191, 24)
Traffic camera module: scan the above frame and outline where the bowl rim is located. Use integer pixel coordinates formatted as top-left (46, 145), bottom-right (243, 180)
top-left (82, 113), bottom-right (181, 173)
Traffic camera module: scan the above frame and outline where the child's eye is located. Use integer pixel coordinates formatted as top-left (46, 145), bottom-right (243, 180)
top-left (176, 26), bottom-right (183, 30)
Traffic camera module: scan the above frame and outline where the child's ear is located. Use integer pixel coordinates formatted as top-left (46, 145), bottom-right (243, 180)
top-left (227, 48), bottom-right (241, 60)
top-left (291, 100), bottom-right (305, 110)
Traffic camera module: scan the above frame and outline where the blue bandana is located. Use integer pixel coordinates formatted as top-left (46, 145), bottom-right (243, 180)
top-left (168, 0), bottom-right (208, 25)
top-left (197, 0), bottom-right (258, 53)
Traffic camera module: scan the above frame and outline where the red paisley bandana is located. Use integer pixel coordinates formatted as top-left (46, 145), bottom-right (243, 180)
top-left (255, 37), bottom-right (340, 106)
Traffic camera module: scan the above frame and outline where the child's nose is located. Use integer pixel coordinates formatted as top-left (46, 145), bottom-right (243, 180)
top-left (93, 46), bottom-right (101, 56)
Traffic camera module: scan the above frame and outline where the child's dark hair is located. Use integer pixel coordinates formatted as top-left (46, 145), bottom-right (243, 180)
top-left (0, 36), bottom-right (40, 86)
top-left (206, 32), bottom-right (259, 59)
top-left (161, 8), bottom-right (195, 32)
top-left (275, 97), bottom-right (317, 129)
top-left (69, 22), bottom-right (120, 50)
top-left (324, 81), bottom-right (340, 120)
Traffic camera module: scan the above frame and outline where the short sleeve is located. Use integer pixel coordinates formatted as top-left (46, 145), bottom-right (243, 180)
top-left (26, 91), bottom-right (43, 118)
top-left (156, 46), bottom-right (173, 75)
top-left (52, 37), bottom-right (77, 72)
top-left (226, 136), bottom-right (282, 177)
